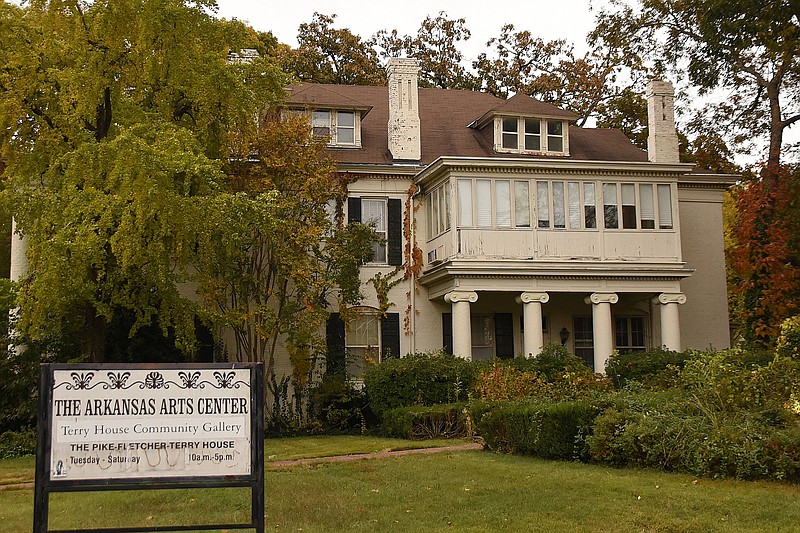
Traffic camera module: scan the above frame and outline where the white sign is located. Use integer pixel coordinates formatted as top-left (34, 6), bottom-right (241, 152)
top-left (49, 368), bottom-right (252, 481)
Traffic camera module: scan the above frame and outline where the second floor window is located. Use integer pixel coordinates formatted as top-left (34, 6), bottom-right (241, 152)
top-left (310, 109), bottom-right (359, 147)
top-left (497, 117), bottom-right (567, 154)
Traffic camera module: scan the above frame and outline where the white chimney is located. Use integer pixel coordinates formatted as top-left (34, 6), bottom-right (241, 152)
top-left (646, 80), bottom-right (680, 163)
top-left (387, 58), bottom-right (421, 161)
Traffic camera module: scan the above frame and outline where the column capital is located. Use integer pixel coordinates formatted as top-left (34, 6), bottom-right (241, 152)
top-left (444, 290), bottom-right (478, 304)
top-left (585, 292), bottom-right (619, 305)
top-left (654, 293), bottom-right (687, 305)
top-left (516, 292), bottom-right (549, 305)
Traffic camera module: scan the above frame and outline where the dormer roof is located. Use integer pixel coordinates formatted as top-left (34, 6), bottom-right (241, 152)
top-left (285, 84), bottom-right (374, 118)
top-left (470, 93), bottom-right (580, 129)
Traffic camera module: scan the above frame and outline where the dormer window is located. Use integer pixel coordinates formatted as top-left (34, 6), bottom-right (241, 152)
top-left (496, 116), bottom-right (568, 155)
top-left (302, 109), bottom-right (361, 148)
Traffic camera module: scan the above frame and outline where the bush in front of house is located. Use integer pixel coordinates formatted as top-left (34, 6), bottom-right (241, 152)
top-left (604, 348), bottom-right (694, 390)
top-left (475, 398), bottom-right (607, 461)
top-left (363, 350), bottom-right (477, 416)
top-left (306, 374), bottom-right (370, 434)
top-left (379, 403), bottom-right (470, 439)
top-left (588, 352), bottom-right (800, 481)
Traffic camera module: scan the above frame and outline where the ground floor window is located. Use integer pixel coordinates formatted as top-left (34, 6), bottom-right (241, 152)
top-left (326, 311), bottom-right (400, 378)
top-left (615, 316), bottom-right (646, 353)
top-left (442, 312), bottom-right (514, 360)
top-left (573, 316), bottom-right (594, 369)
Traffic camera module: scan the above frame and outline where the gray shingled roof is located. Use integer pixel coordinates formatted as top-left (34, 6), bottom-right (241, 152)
top-left (285, 83), bottom-right (647, 165)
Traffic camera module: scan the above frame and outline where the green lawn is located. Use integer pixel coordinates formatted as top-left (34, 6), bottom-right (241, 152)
top-left (2, 436), bottom-right (800, 532)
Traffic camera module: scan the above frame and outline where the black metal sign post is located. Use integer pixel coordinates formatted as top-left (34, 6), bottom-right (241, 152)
top-left (33, 362), bottom-right (265, 533)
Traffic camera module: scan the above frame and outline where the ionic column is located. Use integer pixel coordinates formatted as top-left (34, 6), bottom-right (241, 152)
top-left (444, 291), bottom-right (478, 360)
top-left (516, 292), bottom-right (549, 358)
top-left (585, 292), bottom-right (618, 372)
top-left (654, 293), bottom-right (686, 351)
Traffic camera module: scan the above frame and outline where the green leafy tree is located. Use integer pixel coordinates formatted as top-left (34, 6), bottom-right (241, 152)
top-left (278, 13), bottom-right (385, 85)
top-left (375, 12), bottom-right (478, 90)
top-left (592, 0), bottom-right (799, 172)
top-left (0, 0), bottom-right (286, 360)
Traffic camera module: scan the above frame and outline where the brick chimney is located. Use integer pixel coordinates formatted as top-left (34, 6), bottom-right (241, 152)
top-left (387, 58), bottom-right (421, 161)
top-left (646, 80), bottom-right (680, 163)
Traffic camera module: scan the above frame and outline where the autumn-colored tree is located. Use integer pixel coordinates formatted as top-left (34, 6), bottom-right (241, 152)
top-left (375, 12), bottom-right (478, 90)
top-left (193, 115), bottom-right (375, 412)
top-left (278, 13), bottom-right (385, 85)
top-left (727, 165), bottom-right (800, 346)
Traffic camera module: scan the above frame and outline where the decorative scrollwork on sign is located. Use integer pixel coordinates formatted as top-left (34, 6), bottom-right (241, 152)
top-left (68, 372), bottom-right (96, 390)
top-left (178, 371), bottom-right (201, 389)
top-left (106, 372), bottom-right (131, 389)
top-left (213, 371), bottom-right (235, 389)
top-left (144, 372), bottom-right (166, 389)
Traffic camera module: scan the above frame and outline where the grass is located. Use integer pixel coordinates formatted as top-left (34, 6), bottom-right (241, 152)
top-left (2, 436), bottom-right (800, 532)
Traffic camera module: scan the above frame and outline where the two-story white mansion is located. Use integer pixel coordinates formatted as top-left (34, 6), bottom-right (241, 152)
top-left (292, 58), bottom-right (732, 374)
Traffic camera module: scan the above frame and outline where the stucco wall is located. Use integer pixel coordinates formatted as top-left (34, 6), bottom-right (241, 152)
top-left (677, 186), bottom-right (731, 350)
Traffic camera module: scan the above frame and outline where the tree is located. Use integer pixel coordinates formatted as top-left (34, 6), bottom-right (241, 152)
top-left (727, 165), bottom-right (800, 346)
top-left (0, 0), bottom-right (287, 360)
top-left (192, 115), bottom-right (375, 415)
top-left (375, 12), bottom-right (478, 90)
top-left (278, 13), bottom-right (385, 85)
top-left (592, 0), bottom-right (799, 171)
top-left (474, 24), bottom-right (638, 127)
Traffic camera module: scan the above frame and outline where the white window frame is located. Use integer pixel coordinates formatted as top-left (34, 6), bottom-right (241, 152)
top-left (362, 198), bottom-right (387, 264)
top-left (495, 117), bottom-right (568, 155)
top-left (346, 309), bottom-right (382, 379)
top-left (308, 108), bottom-right (361, 147)
top-left (428, 183), bottom-right (451, 237)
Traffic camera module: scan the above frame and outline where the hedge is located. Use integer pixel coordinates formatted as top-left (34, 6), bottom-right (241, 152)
top-left (379, 403), bottom-right (470, 440)
top-left (474, 398), bottom-right (605, 461)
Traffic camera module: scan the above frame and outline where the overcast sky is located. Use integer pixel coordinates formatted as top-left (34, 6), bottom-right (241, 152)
top-left (214, 0), bottom-right (602, 59)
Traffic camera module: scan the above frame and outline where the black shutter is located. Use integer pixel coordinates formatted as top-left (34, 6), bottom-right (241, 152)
top-left (442, 313), bottom-right (453, 355)
top-left (326, 313), bottom-right (346, 375)
top-left (347, 197), bottom-right (361, 223)
top-left (495, 313), bottom-right (514, 359)
top-left (381, 313), bottom-right (401, 359)
top-left (387, 198), bottom-right (403, 266)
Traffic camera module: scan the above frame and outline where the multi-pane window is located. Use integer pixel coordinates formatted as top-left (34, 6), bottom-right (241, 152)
top-left (362, 199), bottom-right (387, 263)
top-left (547, 120), bottom-right (564, 152)
top-left (457, 178), bottom-right (532, 229)
top-left (525, 119), bottom-right (541, 150)
top-left (454, 178), bottom-right (674, 232)
top-left (346, 313), bottom-right (380, 378)
top-left (310, 109), bottom-right (358, 146)
top-left (603, 182), bottom-right (674, 231)
top-left (428, 184), bottom-right (451, 237)
top-left (573, 316), bottom-right (594, 369)
top-left (497, 117), bottom-right (566, 154)
top-left (502, 118), bottom-right (519, 150)
top-left (615, 317), bottom-right (646, 353)
top-left (471, 315), bottom-right (495, 362)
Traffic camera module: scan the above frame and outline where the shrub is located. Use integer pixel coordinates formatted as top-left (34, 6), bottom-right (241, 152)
top-left (604, 348), bottom-right (692, 389)
top-left (474, 363), bottom-right (548, 401)
top-left (307, 374), bottom-right (369, 434)
top-left (777, 315), bottom-right (800, 361)
top-left (476, 398), bottom-right (606, 461)
top-left (363, 351), bottom-right (476, 416)
top-left (0, 427), bottom-right (37, 459)
top-left (379, 403), bottom-right (469, 439)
